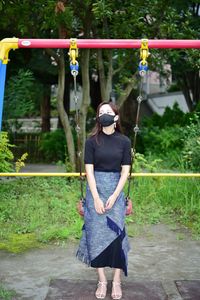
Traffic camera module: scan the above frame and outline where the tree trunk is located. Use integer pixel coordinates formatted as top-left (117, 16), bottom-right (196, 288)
top-left (178, 76), bottom-right (193, 112)
top-left (41, 84), bottom-right (51, 132)
top-left (90, 76), bottom-right (101, 111)
top-left (119, 89), bottom-right (139, 135)
top-left (177, 70), bottom-right (200, 112)
top-left (116, 74), bottom-right (137, 108)
top-left (97, 49), bottom-right (137, 109)
top-left (188, 70), bottom-right (200, 110)
top-left (97, 49), bottom-right (113, 101)
top-left (106, 50), bottom-right (113, 101)
top-left (79, 48), bottom-right (90, 172)
top-left (57, 50), bottom-right (76, 170)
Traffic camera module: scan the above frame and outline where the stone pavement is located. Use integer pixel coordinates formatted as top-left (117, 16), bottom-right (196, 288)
top-left (0, 223), bottom-right (200, 299)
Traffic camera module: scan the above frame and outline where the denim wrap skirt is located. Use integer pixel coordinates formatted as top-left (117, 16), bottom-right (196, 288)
top-left (76, 171), bottom-right (131, 276)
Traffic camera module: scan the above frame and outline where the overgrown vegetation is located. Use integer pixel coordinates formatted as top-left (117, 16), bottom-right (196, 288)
top-left (0, 168), bottom-right (199, 254)
top-left (139, 103), bottom-right (200, 171)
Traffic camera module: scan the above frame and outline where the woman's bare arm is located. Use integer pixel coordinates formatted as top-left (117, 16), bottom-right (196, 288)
top-left (113, 165), bottom-right (130, 198)
top-left (85, 164), bottom-right (105, 214)
top-left (104, 165), bottom-right (130, 210)
top-left (85, 164), bottom-right (99, 200)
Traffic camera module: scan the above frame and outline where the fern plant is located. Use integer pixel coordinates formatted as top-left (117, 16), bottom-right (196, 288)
top-left (0, 132), bottom-right (28, 172)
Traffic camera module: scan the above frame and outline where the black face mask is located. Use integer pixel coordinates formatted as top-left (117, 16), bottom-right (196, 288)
top-left (98, 114), bottom-right (116, 127)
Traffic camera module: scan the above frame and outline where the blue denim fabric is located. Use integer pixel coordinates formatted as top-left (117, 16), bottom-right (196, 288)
top-left (76, 171), bottom-right (130, 276)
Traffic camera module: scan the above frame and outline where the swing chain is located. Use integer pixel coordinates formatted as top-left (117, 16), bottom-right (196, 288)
top-left (126, 39), bottom-right (149, 198)
top-left (68, 39), bottom-right (84, 199)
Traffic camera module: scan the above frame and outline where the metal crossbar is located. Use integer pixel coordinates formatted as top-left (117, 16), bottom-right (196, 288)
top-left (0, 173), bottom-right (200, 177)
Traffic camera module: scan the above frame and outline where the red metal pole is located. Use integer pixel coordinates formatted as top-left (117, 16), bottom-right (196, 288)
top-left (18, 39), bottom-right (200, 49)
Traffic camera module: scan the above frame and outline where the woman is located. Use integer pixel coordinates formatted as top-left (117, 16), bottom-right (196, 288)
top-left (76, 101), bottom-right (131, 299)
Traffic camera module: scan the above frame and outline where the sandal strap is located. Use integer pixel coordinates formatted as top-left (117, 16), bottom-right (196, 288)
top-left (98, 281), bottom-right (107, 285)
top-left (112, 281), bottom-right (121, 286)
top-left (96, 281), bottom-right (107, 299)
top-left (112, 281), bottom-right (122, 300)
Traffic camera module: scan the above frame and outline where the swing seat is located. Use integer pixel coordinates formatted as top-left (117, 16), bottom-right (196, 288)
top-left (125, 197), bottom-right (133, 216)
top-left (77, 197), bottom-right (133, 217)
top-left (77, 198), bottom-right (85, 217)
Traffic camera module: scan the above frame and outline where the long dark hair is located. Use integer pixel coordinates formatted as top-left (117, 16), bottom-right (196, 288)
top-left (89, 101), bottom-right (123, 143)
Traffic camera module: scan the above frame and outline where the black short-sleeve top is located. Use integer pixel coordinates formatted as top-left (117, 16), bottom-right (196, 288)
top-left (84, 131), bottom-right (132, 172)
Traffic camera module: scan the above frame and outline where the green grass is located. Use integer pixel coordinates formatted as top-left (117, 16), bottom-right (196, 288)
top-left (0, 176), bottom-right (199, 253)
top-left (0, 284), bottom-right (17, 300)
top-left (126, 176), bottom-right (200, 237)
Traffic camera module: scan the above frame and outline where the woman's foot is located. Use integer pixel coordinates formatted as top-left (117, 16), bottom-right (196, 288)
top-left (111, 281), bottom-right (122, 300)
top-left (95, 281), bottom-right (107, 299)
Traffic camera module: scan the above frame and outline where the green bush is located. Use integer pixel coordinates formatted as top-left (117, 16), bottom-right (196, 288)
top-left (182, 114), bottom-right (200, 171)
top-left (38, 129), bottom-right (67, 162)
top-left (140, 104), bottom-right (200, 170)
top-left (0, 131), bottom-right (28, 172)
top-left (133, 152), bottom-right (162, 172)
top-left (142, 125), bottom-right (184, 156)
top-left (142, 103), bottom-right (191, 129)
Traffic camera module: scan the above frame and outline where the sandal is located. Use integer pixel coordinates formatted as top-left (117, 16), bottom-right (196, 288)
top-left (95, 281), bottom-right (107, 299)
top-left (111, 281), bottom-right (122, 300)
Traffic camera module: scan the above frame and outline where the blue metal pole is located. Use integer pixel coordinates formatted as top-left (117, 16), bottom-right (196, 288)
top-left (0, 60), bottom-right (7, 131)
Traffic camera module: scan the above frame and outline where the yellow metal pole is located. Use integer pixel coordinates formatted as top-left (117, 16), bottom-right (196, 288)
top-left (0, 173), bottom-right (200, 177)
top-left (0, 38), bottom-right (19, 64)
top-left (0, 38), bottom-right (19, 131)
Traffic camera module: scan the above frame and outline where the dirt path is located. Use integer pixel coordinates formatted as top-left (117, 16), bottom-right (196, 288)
top-left (0, 222), bottom-right (199, 300)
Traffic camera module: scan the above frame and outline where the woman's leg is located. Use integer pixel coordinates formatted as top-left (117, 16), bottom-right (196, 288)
top-left (97, 267), bottom-right (107, 282)
top-left (95, 268), bottom-right (107, 299)
top-left (113, 268), bottom-right (121, 282)
top-left (112, 268), bottom-right (122, 299)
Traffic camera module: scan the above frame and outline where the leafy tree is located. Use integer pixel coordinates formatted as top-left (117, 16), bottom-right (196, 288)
top-left (143, 0), bottom-right (200, 111)
top-left (4, 69), bottom-right (42, 119)
top-left (1, 0), bottom-right (199, 170)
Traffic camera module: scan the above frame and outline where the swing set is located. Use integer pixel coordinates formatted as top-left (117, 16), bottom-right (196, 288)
top-left (0, 38), bottom-right (200, 182)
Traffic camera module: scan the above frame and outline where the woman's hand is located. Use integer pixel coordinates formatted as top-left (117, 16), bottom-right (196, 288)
top-left (94, 197), bottom-right (106, 214)
top-left (105, 194), bottom-right (117, 210)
